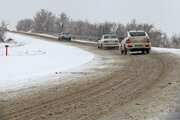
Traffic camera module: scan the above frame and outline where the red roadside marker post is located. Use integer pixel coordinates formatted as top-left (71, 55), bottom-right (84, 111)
top-left (5, 45), bottom-right (9, 56)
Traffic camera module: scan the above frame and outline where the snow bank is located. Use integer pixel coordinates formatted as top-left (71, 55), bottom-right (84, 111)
top-left (72, 39), bottom-right (97, 44)
top-left (152, 47), bottom-right (180, 57)
top-left (0, 33), bottom-right (94, 91)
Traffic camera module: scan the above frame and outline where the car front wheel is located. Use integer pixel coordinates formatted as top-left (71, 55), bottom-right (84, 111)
top-left (146, 49), bottom-right (149, 54)
top-left (100, 44), bottom-right (103, 49)
top-left (124, 47), bottom-right (129, 55)
top-left (142, 50), bottom-right (145, 54)
top-left (121, 46), bottom-right (124, 54)
top-left (125, 49), bottom-right (127, 55)
top-left (115, 46), bottom-right (119, 50)
top-left (98, 44), bottom-right (100, 49)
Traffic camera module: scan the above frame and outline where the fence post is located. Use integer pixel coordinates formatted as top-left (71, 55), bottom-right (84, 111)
top-left (5, 45), bottom-right (9, 56)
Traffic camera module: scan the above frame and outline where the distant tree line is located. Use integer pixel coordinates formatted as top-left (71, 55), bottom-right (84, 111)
top-left (16, 9), bottom-right (180, 48)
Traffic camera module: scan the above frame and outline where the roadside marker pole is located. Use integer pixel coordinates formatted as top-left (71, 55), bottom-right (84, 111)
top-left (5, 45), bottom-right (9, 56)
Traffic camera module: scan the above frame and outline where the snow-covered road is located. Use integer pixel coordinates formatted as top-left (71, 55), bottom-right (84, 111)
top-left (0, 33), bottom-right (94, 91)
top-left (1, 32), bottom-right (180, 120)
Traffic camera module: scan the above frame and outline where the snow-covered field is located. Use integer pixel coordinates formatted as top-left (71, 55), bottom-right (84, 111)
top-left (0, 33), bottom-right (94, 91)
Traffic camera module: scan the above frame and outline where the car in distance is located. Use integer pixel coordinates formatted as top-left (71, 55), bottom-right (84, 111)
top-left (97, 34), bottom-right (119, 49)
top-left (121, 30), bottom-right (151, 55)
top-left (58, 32), bottom-right (71, 41)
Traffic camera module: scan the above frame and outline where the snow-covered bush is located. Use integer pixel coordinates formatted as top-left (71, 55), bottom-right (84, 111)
top-left (16, 19), bottom-right (34, 32)
top-left (33, 9), bottom-right (56, 33)
top-left (170, 34), bottom-right (180, 48)
top-left (0, 21), bottom-right (7, 42)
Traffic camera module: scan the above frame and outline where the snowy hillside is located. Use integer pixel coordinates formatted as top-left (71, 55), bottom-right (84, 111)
top-left (0, 33), bottom-right (94, 91)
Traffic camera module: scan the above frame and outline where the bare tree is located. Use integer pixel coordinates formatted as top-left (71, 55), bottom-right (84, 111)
top-left (116, 24), bottom-right (126, 39)
top-left (55, 12), bottom-right (70, 33)
top-left (16, 10), bottom-right (173, 47)
top-left (16, 19), bottom-right (34, 32)
top-left (170, 34), bottom-right (180, 48)
top-left (34, 9), bottom-right (56, 33)
top-left (97, 22), bottom-right (114, 36)
top-left (0, 21), bottom-right (7, 42)
top-left (126, 19), bottom-right (137, 31)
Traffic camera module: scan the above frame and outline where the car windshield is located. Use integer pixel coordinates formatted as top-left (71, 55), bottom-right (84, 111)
top-left (130, 32), bottom-right (146, 37)
top-left (104, 35), bottom-right (117, 39)
top-left (60, 32), bottom-right (70, 35)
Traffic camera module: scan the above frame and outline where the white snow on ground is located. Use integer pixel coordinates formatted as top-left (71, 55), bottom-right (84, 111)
top-left (0, 32), bottom-right (94, 91)
top-left (152, 47), bottom-right (180, 57)
top-left (72, 39), bottom-right (97, 44)
top-left (31, 32), bottom-right (57, 39)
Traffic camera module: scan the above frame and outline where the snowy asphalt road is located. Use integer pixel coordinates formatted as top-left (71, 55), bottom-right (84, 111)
top-left (1, 32), bottom-right (180, 120)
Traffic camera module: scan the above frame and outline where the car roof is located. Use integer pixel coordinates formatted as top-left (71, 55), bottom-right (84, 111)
top-left (61, 32), bottom-right (70, 34)
top-left (128, 30), bottom-right (146, 33)
top-left (103, 34), bottom-right (116, 36)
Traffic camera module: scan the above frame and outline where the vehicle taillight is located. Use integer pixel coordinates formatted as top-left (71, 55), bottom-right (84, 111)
top-left (126, 39), bottom-right (130, 43)
top-left (104, 41), bottom-right (108, 43)
top-left (115, 40), bottom-right (119, 43)
top-left (147, 38), bottom-right (151, 43)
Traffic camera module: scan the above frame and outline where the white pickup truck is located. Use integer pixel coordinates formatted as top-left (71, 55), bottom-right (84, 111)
top-left (121, 30), bottom-right (151, 55)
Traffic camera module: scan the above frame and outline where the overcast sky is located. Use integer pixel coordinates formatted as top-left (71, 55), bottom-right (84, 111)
top-left (0, 0), bottom-right (180, 36)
